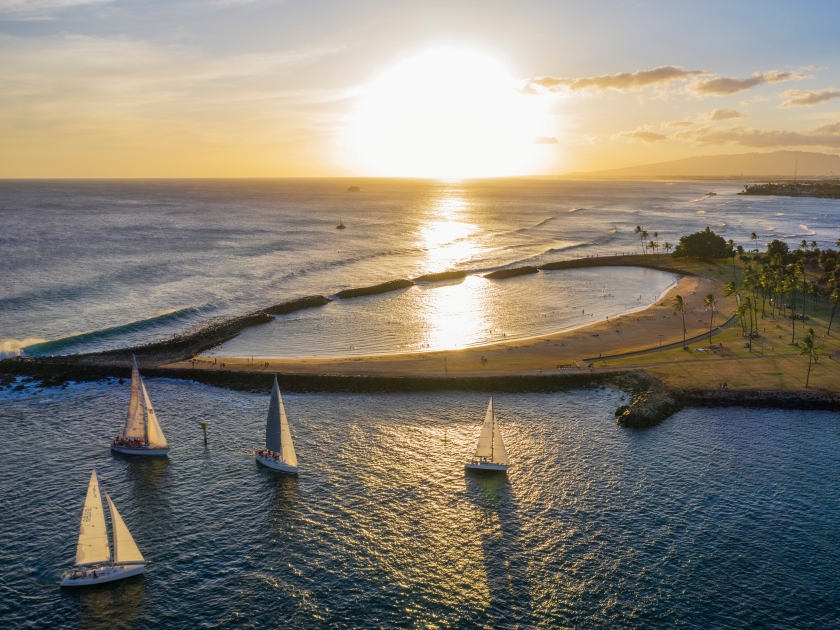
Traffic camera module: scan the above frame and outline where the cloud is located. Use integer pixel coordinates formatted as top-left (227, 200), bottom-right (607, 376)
top-left (533, 136), bottom-right (558, 144)
top-left (778, 88), bottom-right (840, 108)
top-left (525, 65), bottom-right (707, 93)
top-left (739, 95), bottom-right (771, 105)
top-left (663, 120), bottom-right (693, 128)
top-left (615, 129), bottom-right (668, 143)
top-left (699, 108), bottom-right (747, 122)
top-left (0, 0), bottom-right (111, 19)
top-left (811, 122), bottom-right (840, 134)
top-left (674, 123), bottom-right (840, 148)
top-left (690, 70), bottom-right (807, 96)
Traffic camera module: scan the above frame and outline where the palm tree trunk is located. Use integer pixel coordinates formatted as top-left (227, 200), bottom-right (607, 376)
top-left (828, 301), bottom-right (838, 336)
top-left (806, 353), bottom-right (812, 387)
top-left (682, 311), bottom-right (686, 348)
top-left (709, 309), bottom-right (714, 345)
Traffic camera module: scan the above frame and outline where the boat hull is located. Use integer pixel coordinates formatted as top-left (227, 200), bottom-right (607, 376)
top-left (61, 564), bottom-right (146, 587)
top-left (465, 462), bottom-right (510, 472)
top-left (256, 455), bottom-right (298, 474)
top-left (111, 445), bottom-right (169, 456)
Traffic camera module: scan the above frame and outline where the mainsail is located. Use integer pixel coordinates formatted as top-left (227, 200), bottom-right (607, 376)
top-left (141, 380), bottom-right (168, 448)
top-left (278, 388), bottom-right (298, 467)
top-left (75, 470), bottom-right (111, 566)
top-left (105, 493), bottom-right (145, 565)
top-left (473, 398), bottom-right (495, 459)
top-left (123, 356), bottom-right (145, 439)
top-left (265, 377), bottom-right (282, 453)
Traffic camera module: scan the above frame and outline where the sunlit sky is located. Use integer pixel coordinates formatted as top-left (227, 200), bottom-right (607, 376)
top-left (2, 0), bottom-right (840, 178)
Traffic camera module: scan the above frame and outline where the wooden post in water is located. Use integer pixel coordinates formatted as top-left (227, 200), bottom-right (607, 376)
top-left (201, 422), bottom-right (208, 447)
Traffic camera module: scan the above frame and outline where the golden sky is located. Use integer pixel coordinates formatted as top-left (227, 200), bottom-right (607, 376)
top-left (1, 0), bottom-right (840, 178)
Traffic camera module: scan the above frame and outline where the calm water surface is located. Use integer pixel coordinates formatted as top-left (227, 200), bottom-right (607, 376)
top-left (1, 379), bottom-right (838, 628)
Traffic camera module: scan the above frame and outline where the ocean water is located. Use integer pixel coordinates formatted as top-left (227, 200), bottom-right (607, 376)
top-left (1, 379), bottom-right (838, 628)
top-left (2, 178), bottom-right (839, 358)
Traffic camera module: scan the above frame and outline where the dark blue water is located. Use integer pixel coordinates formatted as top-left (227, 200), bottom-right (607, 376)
top-left (1, 379), bottom-right (838, 628)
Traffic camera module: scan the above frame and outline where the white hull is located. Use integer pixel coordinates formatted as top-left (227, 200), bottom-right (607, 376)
top-left (256, 455), bottom-right (298, 474)
top-left (465, 461), bottom-right (510, 472)
top-left (61, 563), bottom-right (146, 587)
top-left (111, 444), bottom-right (169, 456)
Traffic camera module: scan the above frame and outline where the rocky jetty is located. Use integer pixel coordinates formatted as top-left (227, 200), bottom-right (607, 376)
top-left (538, 256), bottom-right (695, 276)
top-left (413, 270), bottom-right (467, 283)
top-left (263, 295), bottom-right (331, 315)
top-left (614, 373), bottom-right (684, 428)
top-left (680, 388), bottom-right (840, 410)
top-left (484, 266), bottom-right (539, 280)
top-left (334, 279), bottom-right (415, 299)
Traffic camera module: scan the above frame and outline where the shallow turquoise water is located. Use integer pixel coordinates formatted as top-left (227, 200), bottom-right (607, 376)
top-left (1, 379), bottom-right (838, 628)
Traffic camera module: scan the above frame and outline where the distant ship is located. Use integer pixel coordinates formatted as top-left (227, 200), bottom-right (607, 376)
top-left (706, 192), bottom-right (717, 196)
top-left (348, 186), bottom-right (360, 192)
top-left (336, 214), bottom-right (346, 230)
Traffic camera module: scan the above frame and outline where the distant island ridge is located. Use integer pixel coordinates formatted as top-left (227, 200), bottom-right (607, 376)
top-left (563, 150), bottom-right (840, 180)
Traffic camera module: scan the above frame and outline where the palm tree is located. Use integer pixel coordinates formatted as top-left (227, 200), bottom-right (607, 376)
top-left (727, 239), bottom-right (737, 279)
top-left (642, 230), bottom-right (649, 258)
top-left (811, 240), bottom-right (818, 250)
top-left (828, 289), bottom-right (839, 336)
top-left (663, 242), bottom-right (673, 255)
top-left (635, 226), bottom-right (646, 258)
top-left (737, 297), bottom-right (756, 351)
top-left (799, 327), bottom-right (820, 387)
top-left (653, 231), bottom-right (659, 256)
top-left (704, 293), bottom-right (717, 345)
top-left (800, 239), bottom-right (807, 250)
top-left (751, 232), bottom-right (758, 252)
top-left (672, 295), bottom-right (687, 348)
top-left (648, 240), bottom-right (656, 257)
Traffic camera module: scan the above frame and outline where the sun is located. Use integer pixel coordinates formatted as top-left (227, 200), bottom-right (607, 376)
top-left (347, 47), bottom-right (550, 178)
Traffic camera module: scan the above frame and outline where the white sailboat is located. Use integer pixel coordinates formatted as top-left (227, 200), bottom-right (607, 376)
top-left (465, 397), bottom-right (511, 472)
top-left (255, 376), bottom-right (299, 474)
top-left (112, 356), bottom-right (169, 456)
top-left (61, 470), bottom-right (147, 587)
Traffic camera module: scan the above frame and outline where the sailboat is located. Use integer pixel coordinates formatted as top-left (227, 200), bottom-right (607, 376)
top-left (61, 470), bottom-right (147, 587)
top-left (336, 214), bottom-right (346, 229)
top-left (465, 397), bottom-right (511, 472)
top-left (255, 376), bottom-right (299, 474)
top-left (111, 356), bottom-right (169, 456)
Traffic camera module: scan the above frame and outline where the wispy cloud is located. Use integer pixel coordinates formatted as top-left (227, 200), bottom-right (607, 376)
top-left (533, 136), bottom-right (558, 144)
top-left (0, 0), bottom-right (112, 19)
top-left (614, 129), bottom-right (668, 143)
top-left (663, 120), bottom-right (693, 128)
top-left (739, 95), bottom-right (771, 105)
top-left (674, 123), bottom-right (840, 148)
top-left (778, 88), bottom-right (840, 108)
top-left (690, 70), bottom-right (807, 96)
top-left (525, 65), bottom-right (707, 93)
top-left (0, 34), bottom-right (347, 143)
top-left (699, 108), bottom-right (747, 122)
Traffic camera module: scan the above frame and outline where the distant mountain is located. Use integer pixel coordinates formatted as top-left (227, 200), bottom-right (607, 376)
top-left (564, 150), bottom-right (840, 179)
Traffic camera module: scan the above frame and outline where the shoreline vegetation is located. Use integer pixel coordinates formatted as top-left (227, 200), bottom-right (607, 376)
top-left (4, 231), bottom-right (840, 427)
top-left (739, 180), bottom-right (840, 198)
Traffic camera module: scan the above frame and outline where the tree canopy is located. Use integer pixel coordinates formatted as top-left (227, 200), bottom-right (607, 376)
top-left (672, 227), bottom-right (733, 260)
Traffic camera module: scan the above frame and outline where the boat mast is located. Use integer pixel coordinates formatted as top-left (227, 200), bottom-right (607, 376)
top-left (490, 397), bottom-right (494, 462)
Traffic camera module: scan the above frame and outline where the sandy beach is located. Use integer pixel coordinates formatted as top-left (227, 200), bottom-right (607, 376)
top-left (171, 275), bottom-right (735, 377)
